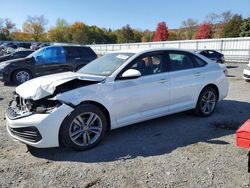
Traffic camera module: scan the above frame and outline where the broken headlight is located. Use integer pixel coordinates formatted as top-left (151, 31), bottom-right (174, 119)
top-left (33, 100), bottom-right (63, 114)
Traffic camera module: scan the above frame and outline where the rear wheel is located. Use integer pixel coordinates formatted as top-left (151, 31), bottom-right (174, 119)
top-left (60, 104), bottom-right (107, 151)
top-left (195, 87), bottom-right (218, 117)
top-left (13, 69), bottom-right (32, 85)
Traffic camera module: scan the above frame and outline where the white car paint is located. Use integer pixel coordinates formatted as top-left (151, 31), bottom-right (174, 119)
top-left (243, 61), bottom-right (250, 81)
top-left (16, 71), bottom-right (105, 100)
top-left (5, 48), bottom-right (229, 148)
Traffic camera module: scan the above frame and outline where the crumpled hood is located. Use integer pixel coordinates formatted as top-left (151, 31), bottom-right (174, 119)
top-left (16, 72), bottom-right (105, 100)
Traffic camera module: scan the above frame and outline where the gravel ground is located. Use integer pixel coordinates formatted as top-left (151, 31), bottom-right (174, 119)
top-left (0, 63), bottom-right (250, 188)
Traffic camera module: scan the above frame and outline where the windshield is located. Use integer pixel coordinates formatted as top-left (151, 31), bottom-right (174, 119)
top-left (78, 52), bottom-right (134, 76)
top-left (27, 47), bottom-right (44, 58)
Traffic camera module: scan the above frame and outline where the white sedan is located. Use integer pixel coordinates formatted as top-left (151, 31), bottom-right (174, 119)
top-left (5, 48), bottom-right (229, 151)
top-left (243, 60), bottom-right (250, 81)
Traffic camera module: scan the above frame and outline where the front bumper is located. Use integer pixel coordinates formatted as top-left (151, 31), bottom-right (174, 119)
top-left (6, 104), bottom-right (74, 148)
top-left (243, 68), bottom-right (250, 80)
top-left (0, 69), bottom-right (3, 80)
top-left (0, 68), bottom-right (11, 83)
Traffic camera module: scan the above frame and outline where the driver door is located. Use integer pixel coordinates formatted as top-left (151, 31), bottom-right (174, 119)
top-left (35, 46), bottom-right (71, 77)
top-left (110, 51), bottom-right (170, 128)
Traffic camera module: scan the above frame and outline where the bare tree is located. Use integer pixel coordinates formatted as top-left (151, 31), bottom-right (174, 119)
top-left (221, 11), bottom-right (233, 23)
top-left (22, 15), bottom-right (48, 41)
top-left (0, 18), bottom-right (16, 40)
top-left (205, 13), bottom-right (221, 24)
top-left (181, 18), bottom-right (198, 39)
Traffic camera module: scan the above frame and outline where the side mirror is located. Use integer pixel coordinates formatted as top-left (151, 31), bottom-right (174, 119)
top-left (121, 69), bottom-right (141, 79)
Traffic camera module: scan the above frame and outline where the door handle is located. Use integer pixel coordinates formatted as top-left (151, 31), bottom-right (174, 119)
top-left (159, 79), bottom-right (168, 83)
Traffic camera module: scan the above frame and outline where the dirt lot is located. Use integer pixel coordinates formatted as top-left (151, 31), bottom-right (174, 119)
top-left (0, 63), bottom-right (250, 188)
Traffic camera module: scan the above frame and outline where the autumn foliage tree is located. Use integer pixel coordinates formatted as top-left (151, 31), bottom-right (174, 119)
top-left (116, 24), bottom-right (134, 43)
top-left (240, 17), bottom-right (250, 37)
top-left (153, 21), bottom-right (168, 41)
top-left (69, 22), bottom-right (89, 44)
top-left (220, 14), bottom-right (242, 38)
top-left (48, 19), bottom-right (70, 42)
top-left (194, 22), bottom-right (213, 39)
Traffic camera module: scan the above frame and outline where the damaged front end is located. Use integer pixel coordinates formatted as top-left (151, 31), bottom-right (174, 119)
top-left (6, 79), bottom-right (102, 120)
top-left (6, 92), bottom-right (63, 120)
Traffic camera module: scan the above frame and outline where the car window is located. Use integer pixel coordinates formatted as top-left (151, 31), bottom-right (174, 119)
top-left (193, 56), bottom-right (207, 67)
top-left (200, 50), bottom-right (209, 57)
top-left (207, 51), bottom-right (216, 57)
top-left (33, 48), bottom-right (45, 64)
top-left (44, 47), bottom-right (66, 64)
top-left (22, 51), bottom-right (33, 57)
top-left (168, 52), bottom-right (195, 71)
top-left (13, 51), bottom-right (22, 58)
top-left (126, 54), bottom-right (164, 76)
top-left (64, 47), bottom-right (81, 60)
top-left (79, 47), bottom-right (96, 57)
top-left (13, 51), bottom-right (32, 58)
top-left (78, 53), bottom-right (134, 76)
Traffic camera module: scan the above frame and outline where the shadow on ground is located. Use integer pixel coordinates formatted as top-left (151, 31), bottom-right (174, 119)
top-left (29, 99), bottom-right (250, 163)
top-left (226, 65), bottom-right (239, 69)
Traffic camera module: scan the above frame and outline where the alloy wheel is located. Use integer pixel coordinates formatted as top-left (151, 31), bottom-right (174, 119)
top-left (69, 112), bottom-right (103, 147)
top-left (16, 71), bottom-right (30, 83)
top-left (201, 91), bottom-right (216, 115)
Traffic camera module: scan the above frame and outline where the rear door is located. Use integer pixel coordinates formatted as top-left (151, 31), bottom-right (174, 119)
top-left (64, 47), bottom-right (97, 71)
top-left (64, 46), bottom-right (81, 71)
top-left (77, 47), bottom-right (97, 69)
top-left (167, 51), bottom-right (206, 113)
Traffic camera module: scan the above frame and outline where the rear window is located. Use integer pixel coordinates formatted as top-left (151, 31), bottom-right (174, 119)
top-left (78, 47), bottom-right (96, 57)
top-left (64, 46), bottom-right (96, 59)
top-left (64, 47), bottom-right (81, 59)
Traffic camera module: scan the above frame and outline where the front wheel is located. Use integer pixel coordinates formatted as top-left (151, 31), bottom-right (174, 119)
top-left (60, 104), bottom-right (107, 151)
top-left (195, 87), bottom-right (218, 117)
top-left (13, 69), bottom-right (32, 85)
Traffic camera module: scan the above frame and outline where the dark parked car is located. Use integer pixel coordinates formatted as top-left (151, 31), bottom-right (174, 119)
top-left (17, 42), bottom-right (32, 49)
top-left (0, 45), bottom-right (97, 84)
top-left (195, 50), bottom-right (225, 63)
top-left (0, 50), bottom-right (34, 62)
top-left (3, 42), bottom-right (18, 50)
top-left (30, 43), bottom-right (50, 50)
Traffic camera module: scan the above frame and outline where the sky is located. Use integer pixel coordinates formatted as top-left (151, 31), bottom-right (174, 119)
top-left (0, 0), bottom-right (250, 31)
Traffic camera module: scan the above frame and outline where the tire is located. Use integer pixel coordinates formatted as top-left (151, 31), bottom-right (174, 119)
top-left (12, 69), bottom-right (32, 85)
top-left (60, 104), bottom-right (107, 151)
top-left (194, 87), bottom-right (218, 117)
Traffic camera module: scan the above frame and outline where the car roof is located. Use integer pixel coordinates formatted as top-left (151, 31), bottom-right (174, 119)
top-left (108, 48), bottom-right (195, 55)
